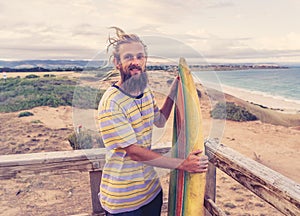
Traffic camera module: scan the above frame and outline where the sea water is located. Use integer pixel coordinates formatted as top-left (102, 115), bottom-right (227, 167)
top-left (193, 67), bottom-right (300, 110)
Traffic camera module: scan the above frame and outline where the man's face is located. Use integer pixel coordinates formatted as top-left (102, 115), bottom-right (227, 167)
top-left (116, 42), bottom-right (148, 93)
top-left (117, 42), bottom-right (147, 76)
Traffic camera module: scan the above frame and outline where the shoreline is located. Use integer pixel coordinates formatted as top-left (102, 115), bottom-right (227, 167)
top-left (220, 84), bottom-right (300, 114)
top-left (197, 79), bottom-right (300, 114)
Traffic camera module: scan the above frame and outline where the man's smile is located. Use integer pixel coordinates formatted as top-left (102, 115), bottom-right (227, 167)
top-left (128, 64), bottom-right (142, 74)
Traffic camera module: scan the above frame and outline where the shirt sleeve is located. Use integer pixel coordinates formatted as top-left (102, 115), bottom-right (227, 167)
top-left (98, 104), bottom-right (137, 151)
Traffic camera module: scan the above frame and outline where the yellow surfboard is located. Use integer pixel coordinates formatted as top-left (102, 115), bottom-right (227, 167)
top-left (168, 58), bottom-right (206, 216)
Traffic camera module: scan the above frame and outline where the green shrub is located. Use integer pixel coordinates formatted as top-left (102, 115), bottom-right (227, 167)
top-left (31, 120), bottom-right (42, 124)
top-left (25, 74), bottom-right (40, 79)
top-left (68, 128), bottom-right (104, 150)
top-left (18, 111), bottom-right (34, 117)
top-left (72, 86), bottom-right (104, 109)
top-left (0, 76), bottom-right (104, 112)
top-left (43, 74), bottom-right (56, 78)
top-left (167, 79), bottom-right (173, 85)
top-left (211, 102), bottom-right (257, 122)
top-left (196, 89), bottom-right (202, 98)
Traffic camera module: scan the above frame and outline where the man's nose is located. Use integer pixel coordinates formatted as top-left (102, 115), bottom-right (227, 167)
top-left (131, 56), bottom-right (141, 64)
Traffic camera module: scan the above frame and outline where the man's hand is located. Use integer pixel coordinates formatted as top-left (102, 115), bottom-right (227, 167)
top-left (177, 150), bottom-right (209, 173)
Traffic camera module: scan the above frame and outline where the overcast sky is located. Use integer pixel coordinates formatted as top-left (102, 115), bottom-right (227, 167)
top-left (1, 0), bottom-right (300, 64)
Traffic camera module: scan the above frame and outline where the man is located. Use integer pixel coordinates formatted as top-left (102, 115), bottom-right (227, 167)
top-left (98, 27), bottom-right (208, 216)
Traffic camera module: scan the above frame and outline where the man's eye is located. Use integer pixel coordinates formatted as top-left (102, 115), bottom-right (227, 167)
top-left (137, 54), bottom-right (145, 60)
top-left (124, 55), bottom-right (133, 60)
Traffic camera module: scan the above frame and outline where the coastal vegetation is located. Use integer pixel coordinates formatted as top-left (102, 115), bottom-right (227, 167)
top-left (68, 128), bottom-right (104, 150)
top-left (211, 102), bottom-right (258, 122)
top-left (0, 75), bottom-right (104, 112)
top-left (18, 111), bottom-right (34, 117)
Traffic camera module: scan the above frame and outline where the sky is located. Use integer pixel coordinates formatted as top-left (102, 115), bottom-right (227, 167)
top-left (1, 0), bottom-right (300, 64)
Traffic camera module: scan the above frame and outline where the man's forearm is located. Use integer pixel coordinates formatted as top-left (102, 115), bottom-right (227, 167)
top-left (124, 144), bottom-right (183, 169)
top-left (155, 77), bottom-right (179, 128)
top-left (124, 144), bottom-right (208, 173)
top-left (155, 97), bottom-right (174, 127)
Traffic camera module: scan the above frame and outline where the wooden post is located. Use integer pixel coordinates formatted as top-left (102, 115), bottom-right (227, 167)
top-left (205, 162), bottom-right (216, 201)
top-left (204, 144), bottom-right (217, 216)
top-left (89, 161), bottom-right (104, 215)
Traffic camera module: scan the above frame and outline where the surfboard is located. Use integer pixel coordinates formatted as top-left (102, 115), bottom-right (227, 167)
top-left (168, 58), bottom-right (206, 216)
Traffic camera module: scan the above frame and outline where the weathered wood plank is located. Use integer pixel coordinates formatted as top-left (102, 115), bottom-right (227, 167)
top-left (0, 148), bottom-right (107, 166)
top-left (204, 198), bottom-right (227, 216)
top-left (89, 170), bottom-right (103, 214)
top-left (205, 139), bottom-right (300, 216)
top-left (0, 148), bottom-right (107, 179)
top-left (205, 162), bottom-right (216, 201)
top-left (0, 159), bottom-right (95, 179)
top-left (0, 147), bottom-right (171, 179)
top-left (205, 161), bottom-right (217, 216)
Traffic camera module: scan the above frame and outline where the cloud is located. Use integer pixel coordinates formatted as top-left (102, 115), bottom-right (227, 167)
top-left (206, 0), bottom-right (234, 8)
top-left (0, 0), bottom-right (299, 63)
top-left (71, 24), bottom-right (103, 37)
top-left (0, 43), bottom-right (96, 60)
top-left (180, 33), bottom-right (300, 63)
top-left (254, 32), bottom-right (300, 50)
top-left (143, 36), bottom-right (201, 58)
top-left (203, 47), bottom-right (300, 63)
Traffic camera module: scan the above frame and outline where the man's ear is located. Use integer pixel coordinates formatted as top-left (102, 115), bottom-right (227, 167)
top-left (114, 58), bottom-right (120, 69)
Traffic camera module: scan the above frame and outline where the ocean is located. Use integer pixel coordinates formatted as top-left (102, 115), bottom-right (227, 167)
top-left (193, 67), bottom-right (300, 110)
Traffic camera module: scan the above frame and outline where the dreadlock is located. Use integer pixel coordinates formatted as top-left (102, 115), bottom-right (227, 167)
top-left (107, 27), bottom-right (147, 63)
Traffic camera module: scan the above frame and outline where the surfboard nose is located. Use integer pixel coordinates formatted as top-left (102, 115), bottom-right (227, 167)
top-left (179, 57), bottom-right (191, 75)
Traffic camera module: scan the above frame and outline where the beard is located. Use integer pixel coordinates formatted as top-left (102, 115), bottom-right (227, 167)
top-left (120, 65), bottom-right (148, 94)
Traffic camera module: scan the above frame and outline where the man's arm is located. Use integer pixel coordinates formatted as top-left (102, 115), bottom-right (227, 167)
top-left (154, 77), bottom-right (179, 128)
top-left (124, 144), bottom-right (208, 173)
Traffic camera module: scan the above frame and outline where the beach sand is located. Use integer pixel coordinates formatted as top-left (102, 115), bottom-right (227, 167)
top-left (220, 84), bottom-right (300, 114)
top-left (0, 71), bottom-right (299, 215)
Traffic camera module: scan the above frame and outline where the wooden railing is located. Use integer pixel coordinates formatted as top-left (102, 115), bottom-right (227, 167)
top-left (0, 139), bottom-right (299, 216)
top-left (204, 139), bottom-right (300, 216)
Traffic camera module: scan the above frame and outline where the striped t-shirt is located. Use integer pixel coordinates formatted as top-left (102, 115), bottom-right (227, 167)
top-left (98, 85), bottom-right (162, 214)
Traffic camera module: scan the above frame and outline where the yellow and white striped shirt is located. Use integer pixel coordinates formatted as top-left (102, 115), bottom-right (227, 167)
top-left (98, 85), bottom-right (162, 214)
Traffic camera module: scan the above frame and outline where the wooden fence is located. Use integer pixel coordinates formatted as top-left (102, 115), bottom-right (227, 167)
top-left (0, 139), bottom-right (299, 215)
